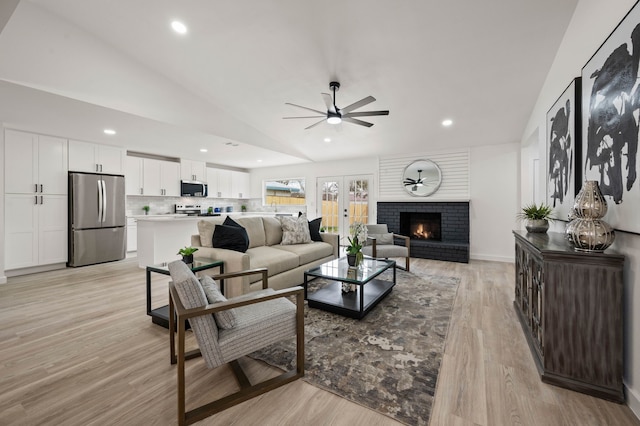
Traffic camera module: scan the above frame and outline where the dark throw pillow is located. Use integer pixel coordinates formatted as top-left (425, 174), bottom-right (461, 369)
top-left (224, 216), bottom-right (242, 228)
top-left (309, 217), bottom-right (323, 242)
top-left (213, 224), bottom-right (249, 252)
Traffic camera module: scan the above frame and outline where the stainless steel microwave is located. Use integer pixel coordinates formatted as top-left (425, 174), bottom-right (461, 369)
top-left (180, 180), bottom-right (208, 197)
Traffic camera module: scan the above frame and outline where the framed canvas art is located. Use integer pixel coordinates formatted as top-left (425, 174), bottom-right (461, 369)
top-left (547, 78), bottom-right (581, 222)
top-left (582, 0), bottom-right (640, 234)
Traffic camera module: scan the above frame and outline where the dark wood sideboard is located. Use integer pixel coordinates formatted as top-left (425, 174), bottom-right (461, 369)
top-left (513, 231), bottom-right (625, 402)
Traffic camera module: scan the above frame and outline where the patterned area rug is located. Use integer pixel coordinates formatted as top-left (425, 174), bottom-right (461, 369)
top-left (249, 269), bottom-right (460, 425)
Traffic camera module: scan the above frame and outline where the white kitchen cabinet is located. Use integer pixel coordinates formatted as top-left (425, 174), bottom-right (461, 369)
top-left (142, 158), bottom-right (180, 196)
top-left (125, 156), bottom-right (144, 195)
top-left (231, 171), bottom-right (251, 199)
top-left (69, 140), bottom-right (125, 174)
top-left (5, 129), bottom-right (68, 195)
top-left (180, 159), bottom-right (206, 182)
top-left (126, 217), bottom-right (137, 252)
top-left (207, 168), bottom-right (232, 198)
top-left (4, 193), bottom-right (67, 270)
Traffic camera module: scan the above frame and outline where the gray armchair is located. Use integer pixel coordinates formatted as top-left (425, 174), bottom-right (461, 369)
top-left (361, 224), bottom-right (411, 271)
top-left (167, 260), bottom-right (304, 426)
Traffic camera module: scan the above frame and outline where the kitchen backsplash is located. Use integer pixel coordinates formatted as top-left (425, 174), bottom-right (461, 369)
top-left (126, 196), bottom-right (305, 216)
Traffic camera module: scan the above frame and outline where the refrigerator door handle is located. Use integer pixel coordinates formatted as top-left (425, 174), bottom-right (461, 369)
top-left (102, 179), bottom-right (107, 223)
top-left (97, 179), bottom-right (104, 223)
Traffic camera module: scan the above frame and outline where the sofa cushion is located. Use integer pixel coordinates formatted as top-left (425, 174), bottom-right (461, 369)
top-left (213, 224), bottom-right (249, 252)
top-left (200, 275), bottom-right (237, 329)
top-left (246, 246), bottom-right (300, 276)
top-left (235, 216), bottom-right (266, 248)
top-left (197, 218), bottom-right (224, 247)
top-left (272, 241), bottom-right (334, 265)
top-left (263, 217), bottom-right (283, 246)
top-left (280, 214), bottom-right (311, 245)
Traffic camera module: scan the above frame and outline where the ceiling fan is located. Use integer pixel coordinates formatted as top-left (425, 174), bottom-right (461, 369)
top-left (283, 82), bottom-right (389, 130)
top-left (404, 169), bottom-right (426, 187)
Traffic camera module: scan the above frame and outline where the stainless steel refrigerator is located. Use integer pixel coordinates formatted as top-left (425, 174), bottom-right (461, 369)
top-left (68, 172), bottom-right (126, 267)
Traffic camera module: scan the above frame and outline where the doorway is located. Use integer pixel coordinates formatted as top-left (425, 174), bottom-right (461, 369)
top-left (316, 175), bottom-right (372, 245)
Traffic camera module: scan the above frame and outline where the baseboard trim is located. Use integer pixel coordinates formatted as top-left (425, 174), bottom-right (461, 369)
top-left (5, 263), bottom-right (66, 278)
top-left (470, 254), bottom-right (514, 263)
top-left (626, 384), bottom-right (640, 421)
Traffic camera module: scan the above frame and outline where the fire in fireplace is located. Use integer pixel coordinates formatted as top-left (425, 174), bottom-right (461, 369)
top-left (400, 212), bottom-right (442, 241)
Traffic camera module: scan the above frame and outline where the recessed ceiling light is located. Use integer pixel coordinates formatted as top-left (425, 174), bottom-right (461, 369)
top-left (257, 159), bottom-right (263, 163)
top-left (103, 129), bottom-right (116, 135)
top-left (324, 137), bottom-right (331, 143)
top-left (200, 148), bottom-right (208, 152)
top-left (171, 21), bottom-right (187, 34)
top-left (442, 119), bottom-right (453, 127)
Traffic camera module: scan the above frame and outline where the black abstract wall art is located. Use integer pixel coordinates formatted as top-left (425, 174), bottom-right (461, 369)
top-left (547, 78), bottom-right (581, 222)
top-left (582, 0), bottom-right (640, 234)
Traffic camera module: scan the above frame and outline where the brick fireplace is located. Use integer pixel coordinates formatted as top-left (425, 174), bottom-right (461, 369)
top-left (377, 202), bottom-right (469, 263)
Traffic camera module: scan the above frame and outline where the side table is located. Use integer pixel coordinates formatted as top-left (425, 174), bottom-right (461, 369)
top-left (146, 257), bottom-right (224, 328)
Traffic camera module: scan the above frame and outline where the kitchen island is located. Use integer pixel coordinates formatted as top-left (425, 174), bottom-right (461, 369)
top-left (135, 213), bottom-right (294, 267)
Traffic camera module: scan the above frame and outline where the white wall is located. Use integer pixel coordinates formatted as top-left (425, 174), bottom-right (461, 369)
top-left (469, 143), bottom-right (520, 262)
top-left (250, 144), bottom-right (519, 262)
top-left (0, 125), bottom-right (5, 283)
top-left (522, 0), bottom-right (640, 415)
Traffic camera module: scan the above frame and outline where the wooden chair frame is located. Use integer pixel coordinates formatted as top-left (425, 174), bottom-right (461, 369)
top-left (368, 233), bottom-right (411, 271)
top-left (169, 268), bottom-right (305, 426)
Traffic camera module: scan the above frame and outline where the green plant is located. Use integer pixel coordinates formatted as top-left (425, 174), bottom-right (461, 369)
top-left (142, 205), bottom-right (150, 213)
top-left (207, 206), bottom-right (213, 214)
top-left (177, 246), bottom-right (198, 256)
top-left (346, 222), bottom-right (366, 255)
top-left (516, 203), bottom-right (555, 222)
top-left (241, 205), bottom-right (247, 212)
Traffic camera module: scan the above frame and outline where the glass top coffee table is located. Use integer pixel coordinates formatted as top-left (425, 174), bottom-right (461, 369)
top-left (304, 257), bottom-right (396, 319)
top-left (146, 257), bottom-right (224, 328)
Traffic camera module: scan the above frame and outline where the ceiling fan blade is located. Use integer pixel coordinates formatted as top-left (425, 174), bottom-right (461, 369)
top-left (404, 179), bottom-right (417, 184)
top-left (343, 110), bottom-right (389, 118)
top-left (342, 117), bottom-right (373, 127)
top-left (321, 93), bottom-right (336, 113)
top-left (305, 119), bottom-right (326, 130)
top-left (340, 96), bottom-right (376, 114)
top-left (283, 116), bottom-right (325, 119)
top-left (285, 102), bottom-right (325, 115)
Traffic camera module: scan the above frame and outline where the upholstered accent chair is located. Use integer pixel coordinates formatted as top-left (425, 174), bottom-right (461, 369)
top-left (361, 224), bottom-right (411, 271)
top-left (167, 260), bottom-right (304, 426)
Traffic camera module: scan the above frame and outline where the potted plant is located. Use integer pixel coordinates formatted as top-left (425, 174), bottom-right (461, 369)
top-left (517, 203), bottom-right (555, 233)
top-left (177, 246), bottom-right (198, 264)
top-left (207, 206), bottom-right (214, 215)
top-left (142, 205), bottom-right (150, 215)
top-left (241, 205), bottom-right (247, 212)
top-left (346, 222), bottom-right (366, 267)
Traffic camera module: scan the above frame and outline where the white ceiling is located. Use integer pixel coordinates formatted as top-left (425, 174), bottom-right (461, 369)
top-left (0, 0), bottom-right (578, 169)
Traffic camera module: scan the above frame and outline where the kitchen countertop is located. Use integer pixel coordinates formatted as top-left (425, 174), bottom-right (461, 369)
top-left (134, 212), bottom-right (294, 222)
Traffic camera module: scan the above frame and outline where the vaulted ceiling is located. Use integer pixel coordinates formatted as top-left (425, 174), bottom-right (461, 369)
top-left (0, 0), bottom-right (578, 169)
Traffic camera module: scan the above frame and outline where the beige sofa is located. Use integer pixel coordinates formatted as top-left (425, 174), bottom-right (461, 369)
top-left (191, 216), bottom-right (339, 297)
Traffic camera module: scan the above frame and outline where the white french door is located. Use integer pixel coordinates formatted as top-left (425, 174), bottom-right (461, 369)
top-left (316, 175), bottom-right (372, 245)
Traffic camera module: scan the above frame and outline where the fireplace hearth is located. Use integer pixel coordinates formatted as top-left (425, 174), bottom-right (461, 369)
top-left (378, 202), bottom-right (469, 263)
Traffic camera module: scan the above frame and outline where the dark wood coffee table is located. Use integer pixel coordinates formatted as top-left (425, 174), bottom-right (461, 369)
top-left (304, 257), bottom-right (396, 319)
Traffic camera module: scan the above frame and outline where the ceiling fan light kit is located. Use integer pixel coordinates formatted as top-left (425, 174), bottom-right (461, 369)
top-left (284, 81), bottom-right (389, 129)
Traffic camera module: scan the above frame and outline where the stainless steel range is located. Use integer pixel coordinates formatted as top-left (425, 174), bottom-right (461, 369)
top-left (175, 204), bottom-right (202, 216)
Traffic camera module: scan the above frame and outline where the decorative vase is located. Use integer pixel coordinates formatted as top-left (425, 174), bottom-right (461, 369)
top-left (565, 181), bottom-right (615, 252)
top-left (525, 219), bottom-right (549, 233)
top-left (182, 254), bottom-right (194, 264)
top-left (347, 252), bottom-right (363, 267)
top-left (341, 282), bottom-right (356, 293)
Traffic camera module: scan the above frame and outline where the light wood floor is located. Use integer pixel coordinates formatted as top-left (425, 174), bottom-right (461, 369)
top-left (1, 257), bottom-right (638, 425)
